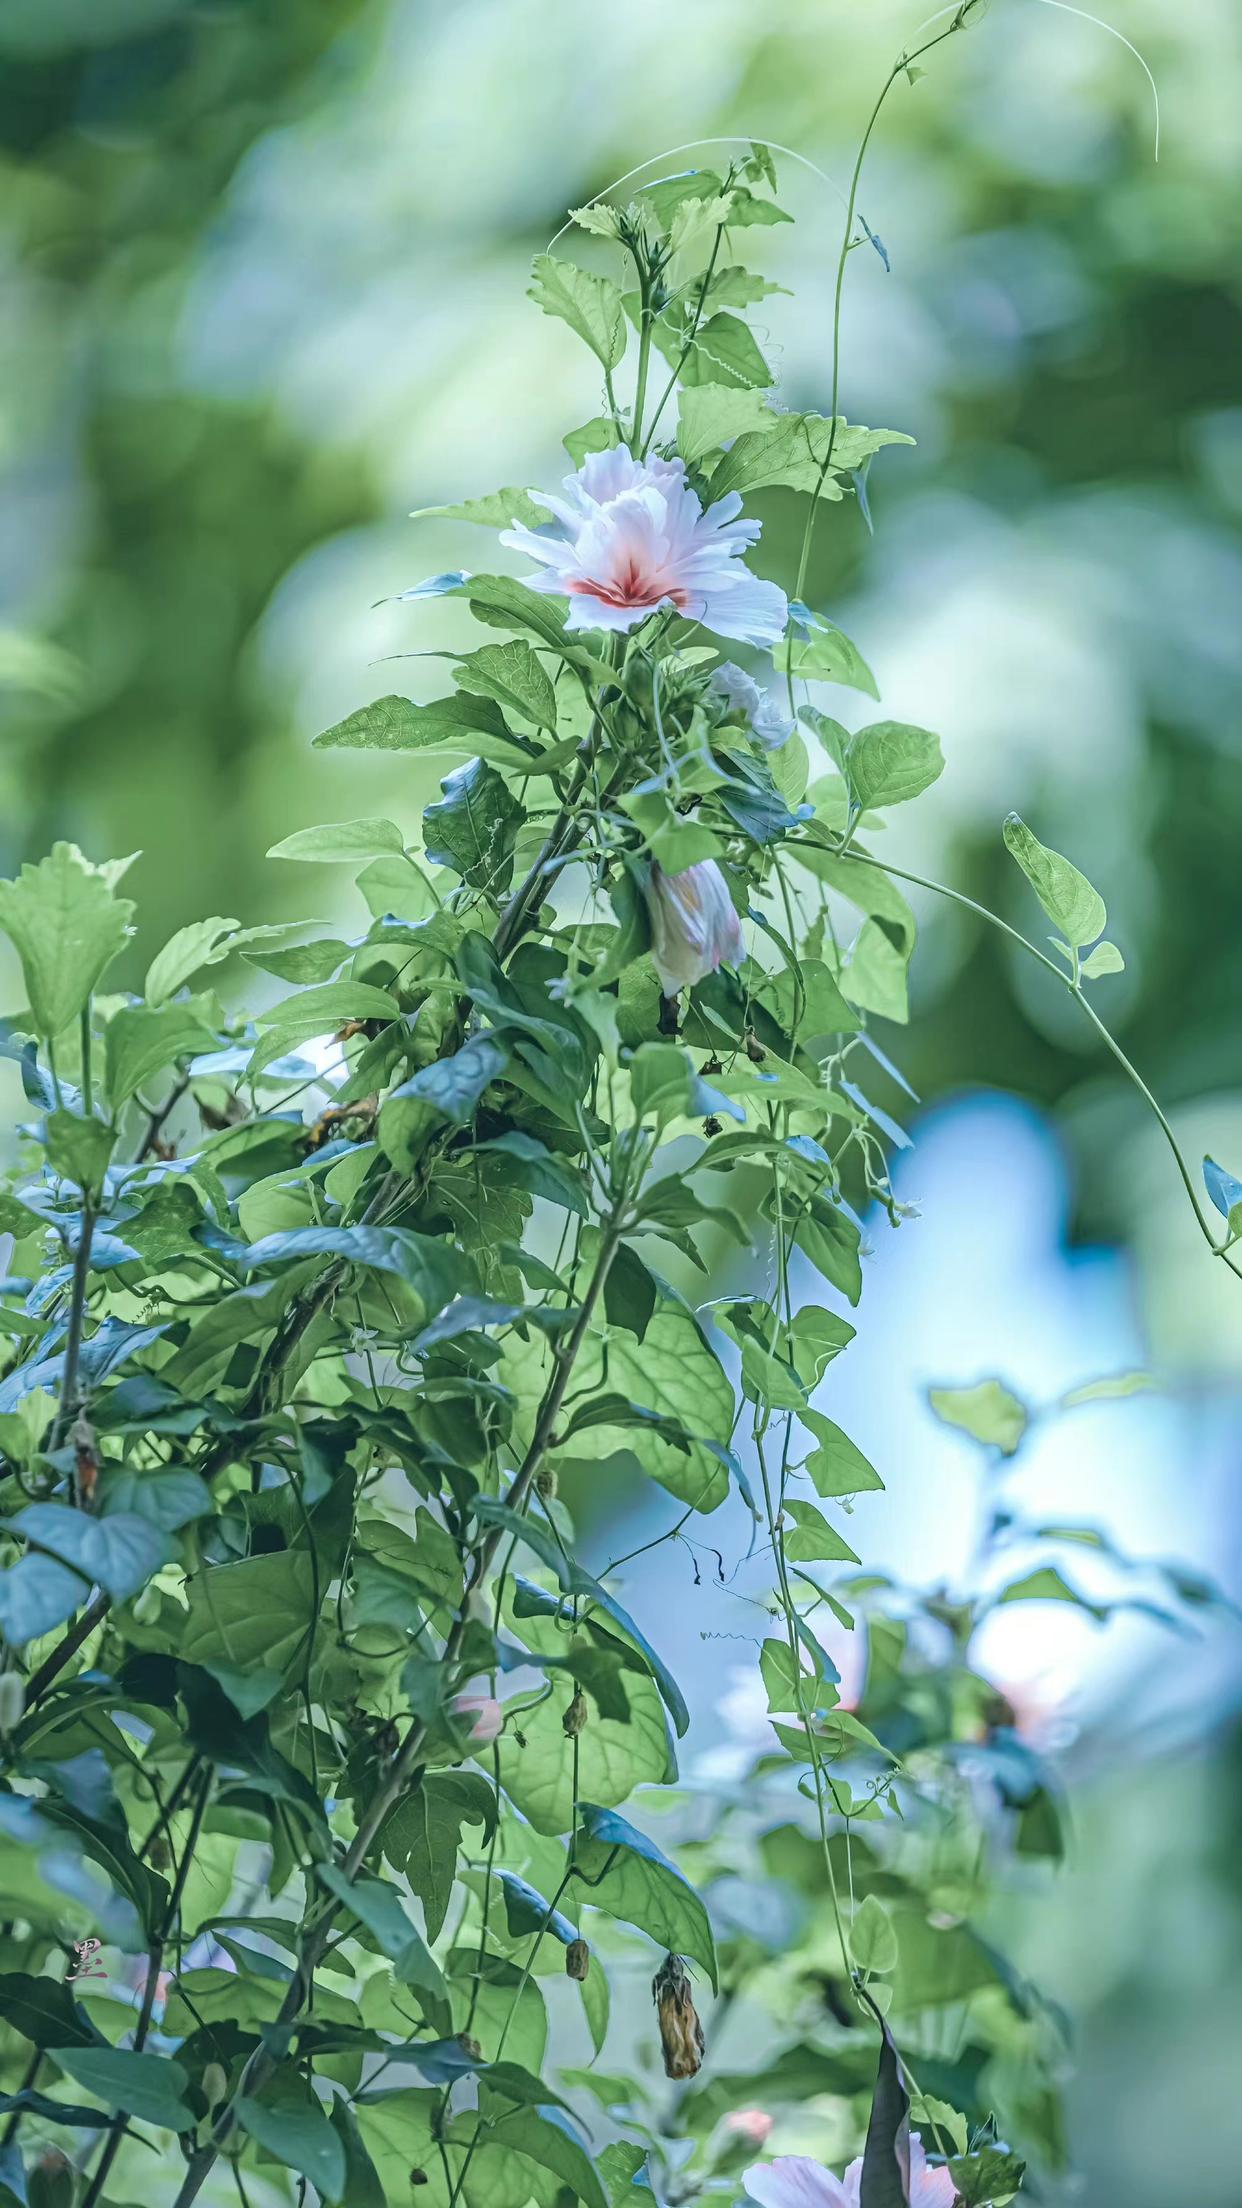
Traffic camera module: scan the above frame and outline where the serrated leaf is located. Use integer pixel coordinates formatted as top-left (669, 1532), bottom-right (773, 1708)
top-left (0, 844), bottom-right (134, 1039)
top-left (847, 721), bottom-right (943, 810)
top-left (423, 757), bottom-right (521, 889)
top-left (313, 693), bottom-right (509, 752)
top-left (455, 641), bottom-right (557, 731)
top-left (412, 486), bottom-right (547, 529)
top-left (778, 612), bottom-right (879, 699)
top-left (529, 254), bottom-right (627, 370)
top-left (105, 996), bottom-right (220, 1107)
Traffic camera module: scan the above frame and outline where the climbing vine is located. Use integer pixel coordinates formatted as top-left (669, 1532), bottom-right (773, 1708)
top-left (0, 14), bottom-right (1231, 2208)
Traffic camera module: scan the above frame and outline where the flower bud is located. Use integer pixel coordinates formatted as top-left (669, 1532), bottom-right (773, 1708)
top-left (561, 1688), bottom-right (588, 1738)
top-left (0, 1671), bottom-right (25, 1735)
top-left (565, 1937), bottom-right (590, 1982)
top-left (451, 1691), bottom-right (504, 1745)
top-left (643, 861), bottom-right (746, 999)
top-left (723, 2108), bottom-right (773, 2147)
top-left (201, 2063), bottom-right (227, 2110)
top-left (653, 1952), bottom-right (705, 2080)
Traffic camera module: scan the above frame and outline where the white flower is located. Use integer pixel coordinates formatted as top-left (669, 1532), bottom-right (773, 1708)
top-left (500, 447), bottom-right (788, 645)
top-left (745, 2135), bottom-right (956, 2208)
top-left (643, 859), bottom-right (746, 997)
top-left (710, 660), bottom-right (796, 751)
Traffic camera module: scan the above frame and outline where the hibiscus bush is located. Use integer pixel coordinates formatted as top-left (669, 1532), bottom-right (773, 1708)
top-left (0, 19), bottom-right (1235, 2208)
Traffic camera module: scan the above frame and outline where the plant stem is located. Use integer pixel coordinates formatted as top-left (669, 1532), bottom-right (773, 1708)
top-left (167, 1211), bottom-right (629, 2208)
top-left (49, 1201), bottom-right (96, 1457)
top-left (79, 1765), bottom-right (212, 2208)
top-left (631, 268), bottom-right (654, 457)
top-left (834, 842), bottom-right (1240, 1273)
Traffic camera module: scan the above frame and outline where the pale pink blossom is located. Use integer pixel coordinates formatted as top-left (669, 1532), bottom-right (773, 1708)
top-left (745, 2135), bottom-right (955, 2208)
top-left (643, 859), bottom-right (746, 997)
top-left (500, 448), bottom-right (788, 644)
top-left (451, 1691), bottom-right (504, 1744)
top-left (725, 2110), bottom-right (775, 2148)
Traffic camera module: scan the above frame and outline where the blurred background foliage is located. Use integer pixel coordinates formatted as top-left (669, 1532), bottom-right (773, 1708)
top-left (2, 0), bottom-right (1240, 2200)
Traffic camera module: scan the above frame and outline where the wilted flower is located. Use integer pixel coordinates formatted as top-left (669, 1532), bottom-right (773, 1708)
top-left (710, 661), bottom-right (795, 751)
top-left (500, 448), bottom-right (788, 644)
top-left (725, 2110), bottom-right (775, 2147)
top-left (451, 1691), bottom-right (504, 1744)
top-left (565, 1937), bottom-right (590, 1982)
top-left (744, 2134), bottom-right (956, 2207)
top-left (644, 859), bottom-right (746, 997)
top-left (653, 1952), bottom-right (706, 2079)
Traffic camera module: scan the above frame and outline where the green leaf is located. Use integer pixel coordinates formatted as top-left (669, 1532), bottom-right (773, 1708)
top-left (105, 997), bottom-right (220, 1107)
top-left (675, 312), bottom-right (772, 390)
top-left (529, 254), bottom-right (626, 370)
top-left (385, 1035), bottom-right (508, 1132)
top-left (411, 486), bottom-right (547, 529)
top-left (481, 2106), bottom-right (608, 2208)
top-left (242, 1224), bottom-right (466, 1313)
top-left (790, 1195), bottom-right (863, 1305)
top-left (313, 692), bottom-right (509, 752)
top-left (144, 915), bottom-right (241, 1005)
top-left (799, 1410), bottom-right (884, 1497)
top-left (45, 2047), bottom-right (193, 2131)
top-left (329, 2100), bottom-right (386, 2208)
top-left (316, 1867), bottom-right (448, 2010)
top-left (852, 1894), bottom-right (898, 1975)
top-left (464, 574), bottom-right (572, 653)
top-left (455, 641), bottom-right (557, 731)
top-left (44, 1110), bottom-right (114, 1194)
top-left (0, 1553), bottom-right (89, 1646)
top-left (1002, 813), bottom-right (1107, 948)
top-left (778, 614), bottom-right (879, 699)
top-left (998, 1567), bottom-right (1106, 1618)
top-left (267, 819), bottom-right (405, 863)
top-left (847, 722), bottom-right (943, 810)
top-left (177, 1551), bottom-right (318, 1690)
top-left (781, 1498), bottom-right (860, 1567)
top-left (708, 413), bottom-right (913, 501)
top-left (573, 1803), bottom-right (717, 1986)
top-left (0, 1974), bottom-right (102, 2050)
top-left (236, 2094), bottom-right (346, 2203)
top-left (0, 844), bottom-right (134, 1039)
top-left (496, 1630), bottom-right (674, 1836)
top-left (928, 1380), bottom-right (1028, 1456)
top-left (382, 1772), bottom-right (497, 1943)
top-left (423, 758), bottom-right (521, 889)
top-left (255, 980), bottom-right (399, 1034)
top-left (1079, 939), bottom-right (1124, 979)
top-left (10, 1505), bottom-right (172, 1600)
top-left (676, 384), bottom-right (772, 464)
top-left (628, 1041), bottom-right (743, 1128)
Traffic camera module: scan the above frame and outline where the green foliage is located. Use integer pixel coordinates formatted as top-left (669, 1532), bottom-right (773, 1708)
top-left (0, 133), bottom-right (1223, 2208)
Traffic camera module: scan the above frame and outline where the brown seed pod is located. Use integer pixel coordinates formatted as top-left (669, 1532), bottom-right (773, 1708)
top-left (455, 2034), bottom-right (482, 2062)
top-left (565, 1937), bottom-right (590, 1981)
top-left (702, 1114), bottom-right (722, 1137)
top-left (534, 1467), bottom-right (558, 1501)
top-left (408, 2169), bottom-right (429, 2187)
top-left (743, 1030), bottom-right (767, 1065)
top-left (561, 1687), bottom-right (588, 1738)
top-left (652, 1952), bottom-right (705, 2080)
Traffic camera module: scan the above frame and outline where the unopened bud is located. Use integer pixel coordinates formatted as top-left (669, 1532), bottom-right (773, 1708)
top-left (653, 1952), bottom-right (705, 2080)
top-left (534, 1468), bottom-right (558, 1501)
top-left (409, 2170), bottom-right (429, 2188)
top-left (565, 1937), bottom-right (590, 1982)
top-left (201, 2063), bottom-right (227, 2110)
top-left (0, 1672), bottom-right (26, 1734)
top-left (561, 1688), bottom-right (588, 1738)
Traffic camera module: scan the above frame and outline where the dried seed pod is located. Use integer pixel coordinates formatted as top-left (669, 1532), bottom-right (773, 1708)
top-left (653, 1952), bottom-right (705, 2080)
top-left (534, 1467), bottom-right (558, 1501)
top-left (703, 1114), bottom-right (722, 1137)
top-left (408, 2169), bottom-right (429, 2188)
top-left (456, 2033), bottom-right (482, 2062)
top-left (562, 1687), bottom-right (588, 1738)
top-left (72, 1414), bottom-right (98, 1510)
top-left (743, 1030), bottom-right (766, 1065)
top-left (565, 1936), bottom-right (590, 1981)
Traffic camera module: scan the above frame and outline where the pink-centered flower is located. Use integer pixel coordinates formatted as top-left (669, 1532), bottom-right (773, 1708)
top-left (451, 1691), bottom-right (504, 1744)
top-left (644, 859), bottom-right (746, 998)
top-left (745, 2135), bottom-right (955, 2208)
top-left (500, 448), bottom-right (788, 644)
